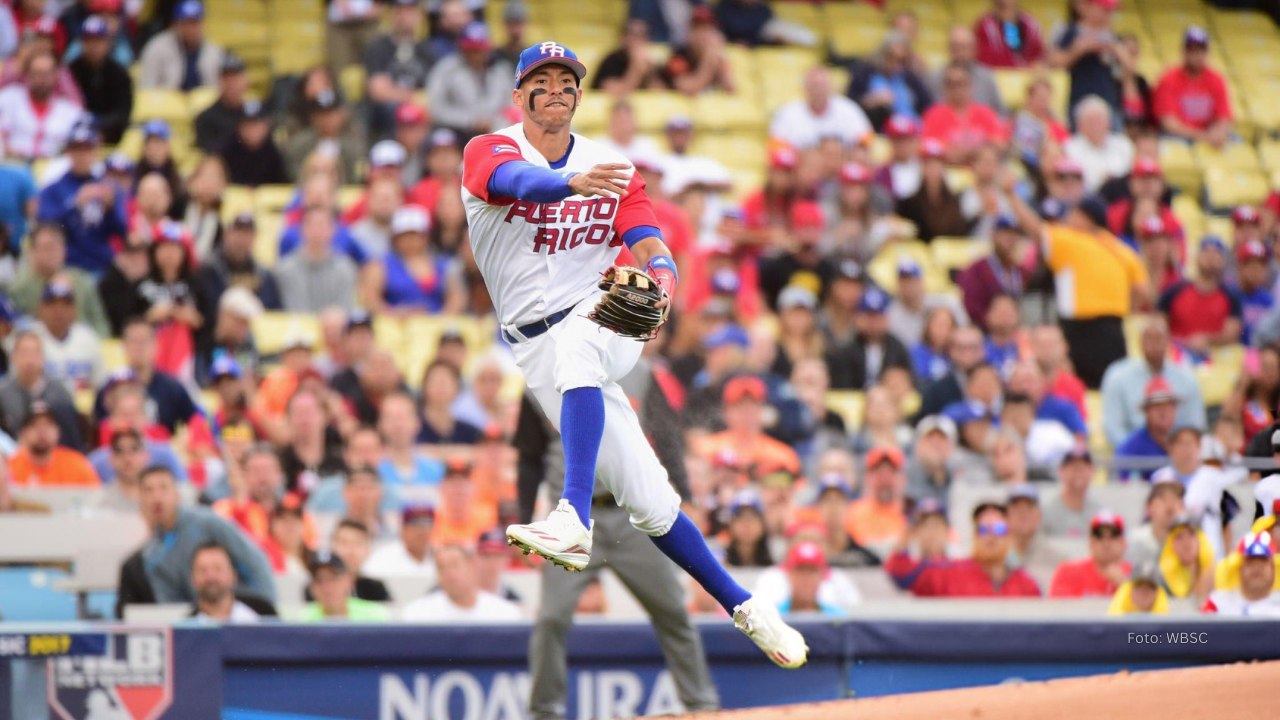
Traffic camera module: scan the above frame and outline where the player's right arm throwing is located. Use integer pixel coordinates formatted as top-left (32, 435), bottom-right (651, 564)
top-left (461, 135), bottom-right (632, 202)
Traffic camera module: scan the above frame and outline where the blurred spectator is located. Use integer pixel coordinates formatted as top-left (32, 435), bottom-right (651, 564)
top-left (418, 361), bottom-right (482, 444)
top-left (326, 519), bottom-right (392, 601)
top-left (1116, 33), bottom-right (1155, 129)
top-left (592, 19), bottom-right (662, 95)
top-left (1127, 478), bottom-right (1186, 566)
top-left (918, 325), bottom-right (985, 417)
top-left (724, 491), bottom-right (772, 567)
top-left (183, 156), bottom-right (227, 257)
top-left (276, 207), bottom-right (359, 313)
top-left (7, 401), bottom-right (98, 486)
top-left (921, 63), bottom-right (1008, 164)
top-left (1029, 324), bottom-right (1086, 417)
top-left (211, 445), bottom-right (288, 564)
top-left (808, 472), bottom-right (880, 567)
top-left (1017, 194), bottom-right (1149, 388)
top-left (945, 397), bottom-right (996, 484)
top-left (325, 0), bottom-right (380, 74)
top-left (887, 501), bottom-right (1041, 596)
top-left (1104, 159), bottom-right (1177, 244)
top-left (1050, 0), bottom-right (1123, 124)
top-left (201, 290), bottom-right (263, 385)
top-left (99, 238), bottom-right (151, 335)
top-left (117, 466), bottom-right (274, 612)
top-left (1000, 393), bottom-right (1072, 474)
top-left (829, 162), bottom-right (894, 262)
top-left (194, 53), bottom-right (249, 154)
top-left (696, 375), bottom-right (801, 474)
top-left (990, 428), bottom-right (1033, 485)
top-left (89, 427), bottom-right (149, 512)
top-left (741, 146), bottom-right (801, 247)
top-left (851, 385), bottom-right (912, 455)
top-left (360, 205), bottom-right (466, 314)
top-left (846, 447), bottom-right (908, 550)
top-left (431, 459), bottom-right (496, 544)
top-left (296, 552), bottom-right (389, 622)
top-left (958, 216), bottom-right (1026, 328)
top-left (905, 416), bottom-right (957, 504)
top-left (1040, 446), bottom-right (1102, 537)
top-left (974, 0), bottom-right (1045, 68)
top-left (1063, 96), bottom-right (1134, 192)
top-left (495, 2), bottom-right (530, 67)
top-left (138, 225), bottom-right (210, 380)
top-left (1232, 238), bottom-right (1271, 346)
top-left (277, 388), bottom-right (347, 495)
top-left (268, 497), bottom-right (310, 575)
top-left (475, 529), bottom-right (521, 603)
top-left (33, 278), bottom-right (103, 392)
top-left (959, 145), bottom-right (1015, 239)
top-left (1005, 485), bottom-right (1067, 587)
top-left (1039, 156), bottom-right (1086, 212)
top-left (875, 115), bottom-right (923, 200)
top-left (1011, 77), bottom-right (1069, 170)
top-left (68, 15), bottom-right (131, 144)
top-left (338, 350), bottom-right (403, 427)
top-left (284, 89), bottom-right (364, 184)
top-left (0, 330), bottom-right (83, 449)
top-left (0, 50), bottom-right (82, 160)
top-left (1100, 317), bottom-right (1204, 448)
top-left (759, 202), bottom-right (835, 310)
top-left (424, 0), bottom-right (473, 59)
top-left (363, 0), bottom-right (435, 136)
top-left (425, 23), bottom-right (512, 141)
top-left (777, 542), bottom-right (842, 616)
top-left (1156, 514), bottom-right (1214, 601)
top-left (660, 6), bottom-right (734, 95)
top-left (35, 120), bottom-right (126, 274)
top-left (138, 0), bottom-right (224, 90)
top-left (1114, 378), bottom-right (1180, 478)
top-left (826, 287), bottom-right (912, 390)
top-left (896, 140), bottom-right (969, 242)
top-left (931, 26), bottom-right (1003, 113)
top-left (770, 286), bottom-right (821, 379)
top-left (452, 355), bottom-right (507, 431)
top-left (1124, 220), bottom-right (1179, 301)
top-left (128, 173), bottom-right (176, 246)
top-left (1157, 237), bottom-right (1240, 357)
top-left (770, 67), bottom-right (871, 151)
top-left (1153, 27), bottom-right (1232, 149)
top-left (1202, 531), bottom-right (1280, 616)
top-left (1107, 561), bottom-right (1168, 615)
top-left (401, 544), bottom-right (523, 621)
top-left (347, 174), bottom-right (400, 257)
top-left (1230, 344), bottom-right (1280, 446)
top-left (1152, 427), bottom-right (1234, 559)
top-left (189, 542), bottom-right (277, 622)
top-left (848, 34), bottom-right (932, 131)
top-left (218, 100), bottom-right (289, 187)
top-left (10, 223), bottom-right (109, 335)
top-left (0, 3), bottom-right (15, 59)
top-left (134, 121), bottom-right (185, 199)
top-left (598, 99), bottom-right (661, 160)
top-left (197, 212), bottom-right (283, 310)
top-left (888, 259), bottom-right (965, 348)
top-left (363, 505), bottom-right (437, 582)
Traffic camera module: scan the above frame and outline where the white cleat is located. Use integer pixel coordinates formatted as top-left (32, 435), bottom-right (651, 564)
top-left (506, 499), bottom-right (594, 572)
top-left (732, 596), bottom-right (810, 669)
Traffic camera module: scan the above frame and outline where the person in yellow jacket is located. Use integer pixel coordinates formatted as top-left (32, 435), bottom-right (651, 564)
top-left (1214, 514), bottom-right (1280, 591)
top-left (1158, 514), bottom-right (1215, 601)
top-left (1108, 562), bottom-right (1169, 615)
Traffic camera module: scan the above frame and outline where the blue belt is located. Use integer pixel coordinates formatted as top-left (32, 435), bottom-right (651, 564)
top-left (502, 305), bottom-right (576, 344)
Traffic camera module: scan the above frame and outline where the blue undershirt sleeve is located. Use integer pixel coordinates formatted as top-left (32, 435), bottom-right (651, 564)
top-left (620, 225), bottom-right (661, 248)
top-left (487, 161), bottom-right (578, 203)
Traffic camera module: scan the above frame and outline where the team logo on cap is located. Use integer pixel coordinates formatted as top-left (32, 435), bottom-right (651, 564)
top-left (539, 41), bottom-right (567, 57)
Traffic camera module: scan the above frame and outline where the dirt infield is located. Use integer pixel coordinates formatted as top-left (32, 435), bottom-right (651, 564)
top-left (684, 661), bottom-right (1278, 719)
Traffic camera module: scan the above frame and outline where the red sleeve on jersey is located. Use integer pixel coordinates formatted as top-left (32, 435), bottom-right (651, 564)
top-left (462, 134), bottom-right (526, 202)
top-left (612, 170), bottom-right (660, 238)
top-left (1201, 597), bottom-right (1217, 614)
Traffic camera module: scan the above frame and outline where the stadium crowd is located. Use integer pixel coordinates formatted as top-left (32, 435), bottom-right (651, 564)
top-left (1, 0), bottom-right (1280, 625)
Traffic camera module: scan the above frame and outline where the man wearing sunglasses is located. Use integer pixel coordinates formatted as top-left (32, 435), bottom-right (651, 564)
top-left (1048, 511), bottom-right (1130, 597)
top-left (886, 501), bottom-right (1041, 596)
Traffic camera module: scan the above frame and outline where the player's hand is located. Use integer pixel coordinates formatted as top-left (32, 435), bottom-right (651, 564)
top-left (568, 163), bottom-right (632, 198)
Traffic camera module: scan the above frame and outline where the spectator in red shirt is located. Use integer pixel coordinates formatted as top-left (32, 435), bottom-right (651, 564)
top-left (922, 62), bottom-right (1008, 164)
top-left (1157, 237), bottom-right (1242, 358)
top-left (1132, 216), bottom-right (1183, 304)
top-left (973, 0), bottom-right (1045, 68)
top-left (1030, 324), bottom-right (1087, 420)
top-left (1153, 27), bottom-right (1232, 148)
top-left (886, 501), bottom-right (1042, 597)
top-left (741, 146), bottom-right (801, 247)
top-left (1049, 511), bottom-right (1131, 597)
top-left (1105, 159), bottom-right (1182, 250)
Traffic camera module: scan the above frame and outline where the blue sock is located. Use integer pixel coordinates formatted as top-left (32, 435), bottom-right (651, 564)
top-left (560, 386), bottom-right (604, 527)
top-left (651, 513), bottom-right (751, 613)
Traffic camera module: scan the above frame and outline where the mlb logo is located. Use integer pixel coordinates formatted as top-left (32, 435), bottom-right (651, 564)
top-left (48, 628), bottom-right (173, 720)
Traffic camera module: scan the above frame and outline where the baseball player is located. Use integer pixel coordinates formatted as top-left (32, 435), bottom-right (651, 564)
top-left (461, 41), bottom-right (808, 668)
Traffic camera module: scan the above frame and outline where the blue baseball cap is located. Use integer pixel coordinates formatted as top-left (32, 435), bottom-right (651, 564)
top-left (994, 214), bottom-right (1020, 231)
top-left (711, 268), bottom-right (740, 294)
top-left (1243, 531), bottom-right (1273, 559)
top-left (41, 279), bottom-right (75, 302)
top-left (1200, 235), bottom-right (1228, 255)
top-left (174, 0), bottom-right (204, 21)
top-left (81, 15), bottom-right (110, 38)
top-left (142, 119), bottom-right (171, 140)
top-left (210, 355), bottom-right (242, 381)
top-left (943, 400), bottom-right (992, 426)
top-left (729, 489), bottom-right (764, 517)
top-left (1039, 197), bottom-right (1067, 221)
top-left (514, 41), bottom-right (587, 88)
top-left (704, 324), bottom-right (749, 350)
top-left (0, 296), bottom-right (17, 323)
top-left (65, 119), bottom-right (99, 147)
top-left (105, 151), bottom-right (134, 173)
top-left (857, 286), bottom-right (891, 313)
top-left (897, 257), bottom-right (923, 278)
top-left (816, 473), bottom-right (852, 499)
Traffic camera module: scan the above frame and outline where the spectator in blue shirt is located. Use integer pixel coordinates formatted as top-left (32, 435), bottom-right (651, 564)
top-left (983, 293), bottom-right (1021, 378)
top-left (0, 161), bottom-right (35, 254)
top-left (36, 121), bottom-right (127, 276)
top-left (1115, 377), bottom-right (1179, 480)
top-left (1007, 361), bottom-right (1086, 437)
top-left (92, 318), bottom-right (202, 435)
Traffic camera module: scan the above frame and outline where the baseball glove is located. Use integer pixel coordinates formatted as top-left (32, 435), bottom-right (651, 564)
top-left (587, 265), bottom-right (669, 341)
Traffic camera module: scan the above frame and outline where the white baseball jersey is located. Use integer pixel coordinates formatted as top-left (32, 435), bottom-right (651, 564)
top-left (1203, 588), bottom-right (1280, 617)
top-left (461, 124), bottom-right (657, 328)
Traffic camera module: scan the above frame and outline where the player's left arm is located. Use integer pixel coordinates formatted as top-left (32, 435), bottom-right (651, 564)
top-left (614, 170), bottom-right (677, 305)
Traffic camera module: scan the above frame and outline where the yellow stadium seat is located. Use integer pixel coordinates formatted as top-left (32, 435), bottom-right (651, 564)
top-left (945, 168), bottom-right (975, 193)
top-left (690, 133), bottom-right (766, 174)
top-left (1159, 140), bottom-right (1202, 197)
top-left (1195, 143), bottom-right (1261, 173)
top-left (399, 316), bottom-right (488, 387)
top-left (829, 23), bottom-right (885, 60)
top-left (339, 65), bottom-right (365, 102)
top-left (1171, 194), bottom-right (1205, 242)
top-left (133, 88), bottom-right (190, 123)
top-left (337, 185), bottom-right (363, 212)
top-left (1204, 216), bottom-right (1234, 246)
top-left (252, 212), bottom-right (283, 268)
top-left (692, 93), bottom-right (766, 133)
top-left (1084, 390), bottom-right (1108, 455)
top-left (993, 69), bottom-right (1030, 113)
top-left (254, 184), bottom-right (294, 213)
top-left (772, 1), bottom-right (824, 39)
top-left (1196, 345), bottom-right (1244, 407)
top-left (931, 237), bottom-right (989, 277)
top-left (187, 87), bottom-right (219, 116)
top-left (1204, 166), bottom-right (1269, 209)
top-left (220, 185), bottom-right (255, 224)
top-left (627, 91), bottom-right (693, 133)
top-left (251, 312), bottom-right (320, 356)
top-left (825, 390), bottom-right (865, 429)
top-left (373, 316), bottom-right (405, 356)
top-left (101, 339), bottom-right (124, 374)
